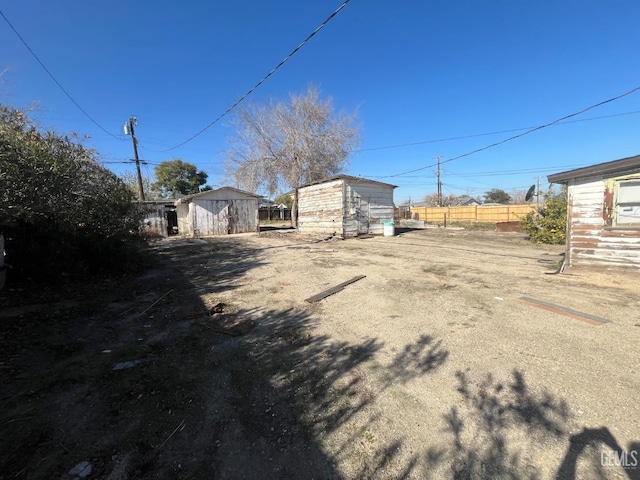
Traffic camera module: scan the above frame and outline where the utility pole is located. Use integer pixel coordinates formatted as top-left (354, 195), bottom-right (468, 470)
top-left (536, 176), bottom-right (541, 209)
top-left (434, 155), bottom-right (442, 207)
top-left (124, 117), bottom-right (145, 201)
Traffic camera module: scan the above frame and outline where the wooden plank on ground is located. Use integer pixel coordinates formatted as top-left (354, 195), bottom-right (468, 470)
top-left (516, 297), bottom-right (610, 326)
top-left (305, 275), bottom-right (366, 303)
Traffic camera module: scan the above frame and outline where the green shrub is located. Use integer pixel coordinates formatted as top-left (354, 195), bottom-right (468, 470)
top-left (520, 190), bottom-right (567, 244)
top-left (0, 104), bottom-right (148, 282)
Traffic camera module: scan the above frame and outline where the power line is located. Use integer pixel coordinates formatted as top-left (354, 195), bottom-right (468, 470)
top-left (0, 9), bottom-right (123, 140)
top-left (357, 110), bottom-right (640, 153)
top-left (444, 164), bottom-right (592, 178)
top-left (396, 165), bottom-right (587, 179)
top-left (155, 0), bottom-right (352, 152)
top-left (376, 86), bottom-right (640, 179)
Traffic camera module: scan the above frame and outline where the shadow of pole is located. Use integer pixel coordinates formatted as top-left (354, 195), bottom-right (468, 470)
top-left (556, 428), bottom-right (639, 480)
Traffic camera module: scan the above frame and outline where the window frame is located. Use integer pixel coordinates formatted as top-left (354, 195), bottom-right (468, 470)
top-left (613, 177), bottom-right (640, 228)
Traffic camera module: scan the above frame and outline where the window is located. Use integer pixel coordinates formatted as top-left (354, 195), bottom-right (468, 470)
top-left (615, 180), bottom-right (640, 226)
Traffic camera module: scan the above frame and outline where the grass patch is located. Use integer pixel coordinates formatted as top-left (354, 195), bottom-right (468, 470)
top-left (450, 222), bottom-right (496, 230)
top-left (546, 259), bottom-right (564, 271)
top-left (423, 265), bottom-right (447, 276)
top-left (423, 221), bottom-right (496, 230)
top-left (276, 325), bottom-right (313, 346)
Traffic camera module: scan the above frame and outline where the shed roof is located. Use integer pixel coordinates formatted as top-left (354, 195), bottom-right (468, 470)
top-left (298, 174), bottom-right (397, 190)
top-left (548, 154), bottom-right (640, 184)
top-left (176, 186), bottom-right (261, 203)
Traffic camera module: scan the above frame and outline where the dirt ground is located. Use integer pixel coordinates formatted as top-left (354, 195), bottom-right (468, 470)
top-left (1, 226), bottom-right (639, 479)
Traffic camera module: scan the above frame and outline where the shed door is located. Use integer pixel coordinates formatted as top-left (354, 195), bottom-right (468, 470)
top-left (349, 191), bottom-right (369, 235)
top-left (358, 196), bottom-right (370, 234)
top-left (228, 200), bottom-right (238, 234)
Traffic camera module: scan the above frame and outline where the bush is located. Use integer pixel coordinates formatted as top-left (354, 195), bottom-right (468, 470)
top-left (0, 104), bottom-right (148, 282)
top-left (520, 190), bottom-right (567, 244)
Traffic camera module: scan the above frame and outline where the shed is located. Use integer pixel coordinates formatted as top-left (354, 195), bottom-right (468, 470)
top-left (548, 154), bottom-right (640, 269)
top-left (175, 187), bottom-right (260, 237)
top-left (297, 175), bottom-right (396, 237)
top-left (140, 200), bottom-right (178, 238)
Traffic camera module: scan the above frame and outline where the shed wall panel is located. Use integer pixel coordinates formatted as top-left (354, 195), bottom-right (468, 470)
top-left (566, 176), bottom-right (640, 269)
top-left (298, 180), bottom-right (344, 235)
top-left (344, 181), bottom-right (395, 236)
top-left (176, 203), bottom-right (192, 237)
top-left (297, 178), bottom-right (395, 237)
top-left (142, 205), bottom-right (168, 238)
top-left (191, 198), bottom-right (258, 236)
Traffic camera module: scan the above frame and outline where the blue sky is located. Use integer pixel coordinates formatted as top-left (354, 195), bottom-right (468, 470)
top-left (2, 1), bottom-right (639, 203)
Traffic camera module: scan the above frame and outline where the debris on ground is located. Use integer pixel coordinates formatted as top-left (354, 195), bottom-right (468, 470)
top-left (112, 359), bottom-right (149, 370)
top-left (304, 275), bottom-right (366, 303)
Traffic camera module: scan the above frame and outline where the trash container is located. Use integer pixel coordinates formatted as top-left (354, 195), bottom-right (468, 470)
top-left (383, 221), bottom-right (395, 237)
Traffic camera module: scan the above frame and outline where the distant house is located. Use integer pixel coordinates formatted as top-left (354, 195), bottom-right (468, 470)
top-left (548, 154), bottom-right (640, 270)
top-left (175, 187), bottom-right (260, 237)
top-left (297, 175), bottom-right (396, 237)
top-left (258, 201), bottom-right (291, 221)
top-left (459, 197), bottom-right (481, 206)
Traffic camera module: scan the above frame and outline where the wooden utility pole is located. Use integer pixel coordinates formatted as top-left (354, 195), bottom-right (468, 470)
top-left (434, 155), bottom-right (442, 207)
top-left (125, 117), bottom-right (145, 201)
top-left (536, 176), bottom-right (541, 209)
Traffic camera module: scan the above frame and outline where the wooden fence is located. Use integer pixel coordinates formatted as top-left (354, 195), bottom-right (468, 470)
top-left (411, 204), bottom-right (535, 223)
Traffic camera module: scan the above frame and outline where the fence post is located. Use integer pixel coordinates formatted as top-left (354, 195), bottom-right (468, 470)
top-left (444, 213), bottom-right (447, 228)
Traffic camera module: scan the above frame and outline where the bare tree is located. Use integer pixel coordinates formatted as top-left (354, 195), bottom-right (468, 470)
top-left (225, 85), bottom-right (360, 225)
top-left (510, 189), bottom-right (528, 204)
top-left (422, 192), bottom-right (464, 206)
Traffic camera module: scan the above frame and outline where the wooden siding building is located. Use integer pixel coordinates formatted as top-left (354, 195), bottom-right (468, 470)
top-left (548, 154), bottom-right (640, 269)
top-left (175, 187), bottom-right (260, 237)
top-left (141, 201), bottom-right (178, 238)
top-left (297, 175), bottom-right (396, 238)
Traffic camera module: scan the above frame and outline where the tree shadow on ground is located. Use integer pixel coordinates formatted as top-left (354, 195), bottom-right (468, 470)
top-left (0, 238), bottom-right (263, 478)
top-left (414, 369), bottom-right (638, 480)
top-left (385, 334), bottom-right (449, 385)
top-left (0, 237), bottom-right (450, 479)
top-left (199, 307), bottom-right (449, 479)
top-left (422, 369), bottom-right (571, 479)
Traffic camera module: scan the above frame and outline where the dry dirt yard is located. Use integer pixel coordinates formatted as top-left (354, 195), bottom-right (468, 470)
top-left (1, 227), bottom-right (639, 479)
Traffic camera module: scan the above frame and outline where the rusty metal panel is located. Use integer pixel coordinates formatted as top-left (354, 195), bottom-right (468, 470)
top-left (603, 180), bottom-right (614, 227)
